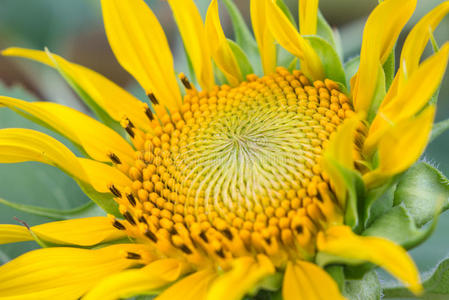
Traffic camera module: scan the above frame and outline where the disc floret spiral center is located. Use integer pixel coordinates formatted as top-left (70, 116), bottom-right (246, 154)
top-left (111, 68), bottom-right (355, 268)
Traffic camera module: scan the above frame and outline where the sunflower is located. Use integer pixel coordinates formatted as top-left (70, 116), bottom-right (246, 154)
top-left (0, 0), bottom-right (448, 299)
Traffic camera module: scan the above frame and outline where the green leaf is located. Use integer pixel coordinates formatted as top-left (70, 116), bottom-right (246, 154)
top-left (383, 257), bottom-right (449, 299)
top-left (394, 162), bottom-right (449, 227)
top-left (430, 118), bottom-right (449, 143)
top-left (228, 39), bottom-right (254, 78)
top-left (0, 198), bottom-right (96, 220)
top-left (362, 162), bottom-right (448, 250)
top-left (326, 265), bottom-right (346, 293)
top-left (344, 56), bottom-right (360, 88)
top-left (363, 178), bottom-right (397, 228)
top-left (363, 206), bottom-right (435, 250)
top-left (382, 49), bottom-right (395, 91)
top-left (344, 271), bottom-right (381, 300)
top-left (305, 36), bottom-right (346, 87)
top-left (316, 11), bottom-right (341, 58)
top-left (221, 0), bottom-right (259, 71)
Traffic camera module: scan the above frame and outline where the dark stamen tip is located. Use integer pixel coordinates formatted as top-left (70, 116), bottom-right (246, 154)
top-left (147, 93), bottom-right (159, 105)
top-left (145, 107), bottom-right (154, 121)
top-left (144, 230), bottom-right (158, 242)
top-left (222, 228), bottom-right (233, 240)
top-left (215, 248), bottom-right (225, 258)
top-left (108, 184), bottom-right (122, 198)
top-left (113, 220), bottom-right (126, 230)
top-left (126, 193), bottom-right (137, 206)
top-left (179, 244), bottom-right (192, 254)
top-left (199, 231), bottom-right (209, 243)
top-left (123, 211), bottom-right (136, 225)
top-left (108, 152), bottom-right (122, 164)
top-left (126, 252), bottom-right (142, 260)
top-left (295, 225), bottom-right (303, 234)
top-left (181, 76), bottom-right (192, 90)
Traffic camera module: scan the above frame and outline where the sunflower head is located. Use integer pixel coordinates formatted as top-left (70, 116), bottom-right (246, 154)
top-left (0, 0), bottom-right (449, 299)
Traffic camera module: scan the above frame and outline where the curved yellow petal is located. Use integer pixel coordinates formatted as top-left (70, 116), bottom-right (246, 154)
top-left (0, 217), bottom-right (126, 246)
top-left (283, 260), bottom-right (345, 300)
top-left (317, 226), bottom-right (422, 294)
top-left (0, 96), bottom-right (135, 164)
top-left (365, 44), bottom-right (449, 155)
top-left (250, 0), bottom-right (277, 75)
top-left (207, 255), bottom-right (275, 300)
top-left (265, 0), bottom-right (324, 80)
top-left (100, 0), bottom-right (182, 115)
top-left (352, 0), bottom-right (417, 113)
top-left (364, 105), bottom-right (435, 188)
top-left (397, 2), bottom-right (449, 92)
top-left (78, 158), bottom-right (132, 193)
top-left (321, 115), bottom-right (363, 204)
top-left (167, 0), bottom-right (215, 91)
top-left (2, 47), bottom-right (153, 132)
top-left (0, 225), bottom-right (31, 244)
top-left (0, 128), bottom-right (86, 181)
top-left (0, 244), bottom-right (151, 300)
top-left (299, 0), bottom-right (319, 35)
top-left (156, 269), bottom-right (217, 300)
top-left (83, 259), bottom-right (185, 300)
top-left (0, 129), bottom-right (131, 194)
top-left (205, 0), bottom-right (242, 86)
top-left (382, 2), bottom-right (449, 108)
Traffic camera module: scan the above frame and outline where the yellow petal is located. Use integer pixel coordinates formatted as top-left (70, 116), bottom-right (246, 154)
top-left (2, 47), bottom-right (153, 132)
top-left (317, 225), bottom-right (422, 294)
top-left (0, 128), bottom-right (86, 181)
top-left (0, 217), bottom-right (126, 246)
top-left (167, 0), bottom-right (215, 91)
top-left (396, 2), bottom-right (449, 93)
top-left (207, 255), bottom-right (275, 300)
top-left (299, 0), bottom-right (319, 35)
top-left (0, 128), bottom-right (131, 194)
top-left (364, 105), bottom-right (435, 188)
top-left (283, 260), bottom-right (345, 300)
top-left (83, 259), bottom-right (185, 300)
top-left (250, 0), bottom-right (277, 75)
top-left (0, 225), bottom-right (31, 244)
top-left (352, 0), bottom-right (416, 113)
top-left (321, 115), bottom-right (363, 204)
top-left (382, 3), bottom-right (449, 108)
top-left (78, 158), bottom-right (132, 193)
top-left (156, 269), bottom-right (217, 300)
top-left (0, 96), bottom-right (135, 164)
top-left (0, 244), bottom-right (151, 300)
top-left (365, 44), bottom-right (449, 155)
top-left (265, 0), bottom-right (324, 80)
top-left (205, 0), bottom-right (242, 86)
top-left (100, 0), bottom-right (181, 115)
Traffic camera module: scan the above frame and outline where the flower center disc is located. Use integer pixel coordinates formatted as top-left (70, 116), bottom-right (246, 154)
top-left (114, 68), bottom-right (354, 267)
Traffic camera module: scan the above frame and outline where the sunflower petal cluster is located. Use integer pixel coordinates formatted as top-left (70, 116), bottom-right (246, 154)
top-left (0, 0), bottom-right (449, 299)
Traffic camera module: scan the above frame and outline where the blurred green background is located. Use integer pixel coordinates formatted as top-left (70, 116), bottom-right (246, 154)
top-left (0, 0), bottom-right (448, 290)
